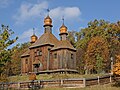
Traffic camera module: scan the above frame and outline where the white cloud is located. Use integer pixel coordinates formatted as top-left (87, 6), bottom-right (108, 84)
top-left (13, 1), bottom-right (48, 24)
top-left (0, 0), bottom-right (12, 8)
top-left (19, 28), bottom-right (33, 40)
top-left (14, 1), bottom-right (81, 24)
top-left (50, 7), bottom-right (81, 20)
top-left (18, 28), bottom-right (41, 43)
top-left (79, 26), bottom-right (84, 30)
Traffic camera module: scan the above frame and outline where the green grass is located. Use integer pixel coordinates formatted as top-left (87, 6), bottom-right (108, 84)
top-left (8, 73), bottom-right (110, 82)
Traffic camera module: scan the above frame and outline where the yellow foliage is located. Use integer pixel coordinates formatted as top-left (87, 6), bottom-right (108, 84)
top-left (85, 36), bottom-right (109, 70)
top-left (113, 55), bottom-right (120, 75)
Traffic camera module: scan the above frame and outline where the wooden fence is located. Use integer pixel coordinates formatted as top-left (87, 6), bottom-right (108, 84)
top-left (0, 75), bottom-right (117, 89)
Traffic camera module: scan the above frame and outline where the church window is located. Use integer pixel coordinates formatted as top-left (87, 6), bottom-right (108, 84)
top-left (54, 53), bottom-right (57, 59)
top-left (71, 54), bottom-right (74, 59)
top-left (36, 50), bottom-right (42, 56)
top-left (25, 59), bottom-right (28, 64)
top-left (39, 50), bottom-right (42, 56)
top-left (60, 36), bottom-right (62, 40)
top-left (37, 50), bottom-right (39, 56)
top-left (35, 51), bottom-right (37, 57)
top-left (45, 27), bottom-right (47, 33)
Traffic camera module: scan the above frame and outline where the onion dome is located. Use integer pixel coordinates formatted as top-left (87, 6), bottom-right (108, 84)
top-left (44, 15), bottom-right (52, 26)
top-left (31, 28), bottom-right (38, 43)
top-left (60, 23), bottom-right (68, 34)
top-left (31, 34), bottom-right (38, 43)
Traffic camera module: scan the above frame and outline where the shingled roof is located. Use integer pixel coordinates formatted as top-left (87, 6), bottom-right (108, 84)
top-left (51, 40), bottom-right (76, 51)
top-left (29, 32), bottom-right (59, 48)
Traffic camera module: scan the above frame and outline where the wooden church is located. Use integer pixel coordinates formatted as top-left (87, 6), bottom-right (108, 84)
top-left (21, 14), bottom-right (77, 75)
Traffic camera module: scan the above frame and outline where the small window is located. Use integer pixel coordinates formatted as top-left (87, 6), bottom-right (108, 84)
top-left (54, 53), bottom-right (57, 59)
top-left (45, 28), bottom-right (47, 33)
top-left (34, 52), bottom-right (37, 57)
top-left (26, 59), bottom-right (28, 64)
top-left (71, 54), bottom-right (74, 59)
top-left (60, 36), bottom-right (62, 40)
top-left (36, 50), bottom-right (39, 56)
top-left (39, 50), bottom-right (42, 56)
top-left (36, 50), bottom-right (42, 56)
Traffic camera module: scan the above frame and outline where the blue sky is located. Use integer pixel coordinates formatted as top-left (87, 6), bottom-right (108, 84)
top-left (0, 0), bottom-right (120, 46)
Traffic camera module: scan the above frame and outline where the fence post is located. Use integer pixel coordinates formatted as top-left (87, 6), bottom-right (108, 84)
top-left (60, 79), bottom-right (63, 86)
top-left (110, 75), bottom-right (112, 83)
top-left (17, 82), bottom-right (20, 89)
top-left (83, 78), bottom-right (86, 87)
top-left (98, 76), bottom-right (100, 84)
top-left (2, 83), bottom-right (4, 89)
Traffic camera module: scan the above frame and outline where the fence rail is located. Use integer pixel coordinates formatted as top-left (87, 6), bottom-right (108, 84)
top-left (0, 74), bottom-right (118, 89)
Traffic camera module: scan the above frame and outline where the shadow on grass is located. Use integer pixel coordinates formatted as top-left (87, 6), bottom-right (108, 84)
top-left (112, 75), bottom-right (120, 87)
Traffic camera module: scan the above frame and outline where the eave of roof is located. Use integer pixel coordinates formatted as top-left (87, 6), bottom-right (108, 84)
top-left (51, 40), bottom-right (76, 51)
top-left (21, 49), bottom-right (30, 58)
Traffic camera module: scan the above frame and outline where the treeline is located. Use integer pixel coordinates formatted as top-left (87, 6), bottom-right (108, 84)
top-left (68, 19), bottom-right (120, 74)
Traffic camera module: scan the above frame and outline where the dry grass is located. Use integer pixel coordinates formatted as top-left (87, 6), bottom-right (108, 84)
top-left (8, 73), bottom-right (110, 82)
top-left (41, 84), bottom-right (120, 90)
top-left (7, 74), bottom-right (120, 90)
top-left (8, 75), bottom-right (29, 82)
top-left (36, 73), bottom-right (110, 80)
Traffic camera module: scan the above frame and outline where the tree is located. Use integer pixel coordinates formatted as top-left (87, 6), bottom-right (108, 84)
top-left (9, 42), bottom-right (30, 75)
top-left (75, 19), bottom-right (120, 74)
top-left (0, 25), bottom-right (18, 82)
top-left (76, 48), bottom-right (85, 74)
top-left (85, 36), bottom-right (109, 74)
top-left (108, 21), bottom-right (120, 58)
top-left (67, 31), bottom-right (76, 47)
top-left (113, 55), bottom-right (120, 75)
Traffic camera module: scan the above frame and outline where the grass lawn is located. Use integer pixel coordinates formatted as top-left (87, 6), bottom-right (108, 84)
top-left (41, 84), bottom-right (120, 90)
top-left (7, 74), bottom-right (120, 90)
top-left (8, 73), bottom-right (110, 82)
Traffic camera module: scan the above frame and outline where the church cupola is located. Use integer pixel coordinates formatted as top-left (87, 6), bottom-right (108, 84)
top-left (59, 17), bottom-right (68, 41)
top-left (60, 24), bottom-right (67, 34)
top-left (43, 9), bottom-right (53, 33)
top-left (30, 28), bottom-right (38, 44)
top-left (44, 15), bottom-right (52, 26)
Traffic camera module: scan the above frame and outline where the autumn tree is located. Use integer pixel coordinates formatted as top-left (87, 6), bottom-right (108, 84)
top-left (113, 55), bottom-right (120, 75)
top-left (85, 36), bottom-right (109, 74)
top-left (108, 21), bottom-right (120, 57)
top-left (75, 19), bottom-right (120, 74)
top-left (9, 42), bottom-right (30, 76)
top-left (0, 25), bottom-right (18, 82)
top-left (76, 48), bottom-right (85, 74)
